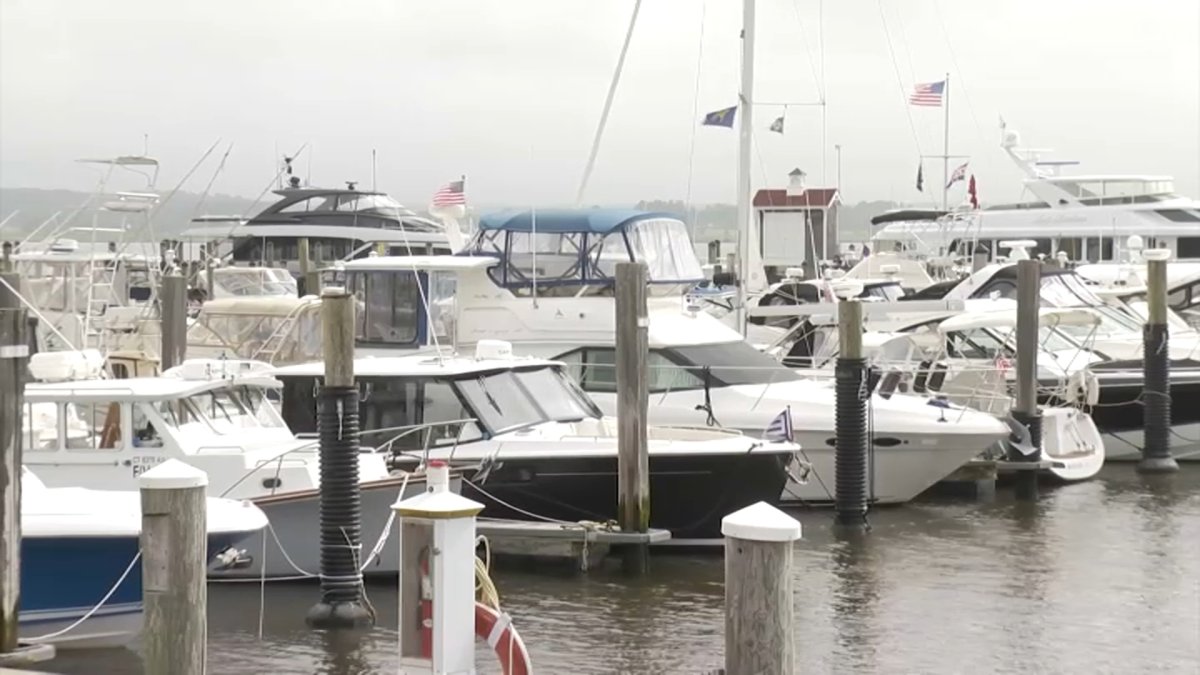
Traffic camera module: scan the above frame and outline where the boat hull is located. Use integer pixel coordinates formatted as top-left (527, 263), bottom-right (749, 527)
top-left (458, 452), bottom-right (793, 541)
top-left (20, 530), bottom-right (252, 649)
top-left (209, 475), bottom-right (434, 580)
top-left (782, 428), bottom-right (994, 504)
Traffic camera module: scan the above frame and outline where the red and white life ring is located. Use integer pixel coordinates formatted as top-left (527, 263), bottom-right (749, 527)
top-left (420, 600), bottom-right (533, 675)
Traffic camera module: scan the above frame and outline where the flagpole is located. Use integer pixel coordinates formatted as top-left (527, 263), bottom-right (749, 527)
top-left (942, 72), bottom-right (951, 211)
top-left (734, 0), bottom-right (758, 336)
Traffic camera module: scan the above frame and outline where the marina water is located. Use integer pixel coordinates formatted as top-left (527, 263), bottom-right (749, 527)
top-left (34, 465), bottom-right (1200, 674)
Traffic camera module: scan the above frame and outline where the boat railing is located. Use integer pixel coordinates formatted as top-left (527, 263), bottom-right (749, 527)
top-left (358, 418), bottom-right (480, 467)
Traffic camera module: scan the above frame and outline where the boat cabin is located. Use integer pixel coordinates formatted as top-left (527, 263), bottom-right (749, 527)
top-left (272, 345), bottom-right (603, 454)
top-left (187, 295), bottom-right (324, 365)
top-left (21, 353), bottom-right (313, 498)
top-left (182, 186), bottom-right (453, 278)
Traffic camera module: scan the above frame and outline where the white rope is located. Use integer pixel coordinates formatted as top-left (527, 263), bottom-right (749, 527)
top-left (24, 551), bottom-right (142, 642)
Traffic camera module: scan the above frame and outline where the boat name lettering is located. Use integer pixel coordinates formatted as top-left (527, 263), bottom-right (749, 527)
top-left (131, 456), bottom-right (166, 477)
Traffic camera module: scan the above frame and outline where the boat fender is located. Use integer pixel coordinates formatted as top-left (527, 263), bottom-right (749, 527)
top-left (1065, 369), bottom-right (1100, 408)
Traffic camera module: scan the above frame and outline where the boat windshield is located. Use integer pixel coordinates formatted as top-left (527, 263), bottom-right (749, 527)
top-left (513, 367), bottom-right (600, 421)
top-left (662, 342), bottom-right (802, 387)
top-left (211, 268), bottom-right (298, 298)
top-left (454, 366), bottom-right (601, 434)
top-left (163, 386), bottom-right (286, 435)
top-left (454, 371), bottom-right (545, 434)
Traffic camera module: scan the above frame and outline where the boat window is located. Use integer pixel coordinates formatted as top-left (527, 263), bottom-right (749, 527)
top-left (335, 194), bottom-right (409, 213)
top-left (65, 402), bottom-right (125, 450)
top-left (1056, 238), bottom-right (1083, 262)
top-left (427, 272), bottom-right (457, 342)
top-left (131, 405), bottom-right (165, 448)
top-left (180, 387), bottom-right (286, 434)
top-left (1177, 237), bottom-right (1200, 260)
top-left (507, 232), bottom-right (586, 286)
top-left (555, 347), bottom-right (706, 393)
top-left (23, 402), bottom-right (65, 451)
top-left (1156, 209), bottom-right (1200, 223)
top-left (625, 219), bottom-right (705, 281)
top-left (513, 367), bottom-right (600, 421)
top-left (455, 371), bottom-right (544, 434)
top-left (355, 378), bottom-right (482, 449)
top-left (353, 271), bottom-right (422, 345)
top-left (663, 342), bottom-right (802, 387)
top-left (279, 196), bottom-right (335, 213)
top-left (946, 330), bottom-right (1009, 360)
top-left (1083, 237), bottom-right (1115, 263)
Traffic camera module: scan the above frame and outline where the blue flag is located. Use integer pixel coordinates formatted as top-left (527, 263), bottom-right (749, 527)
top-left (764, 407), bottom-right (794, 443)
top-left (702, 106), bottom-right (737, 128)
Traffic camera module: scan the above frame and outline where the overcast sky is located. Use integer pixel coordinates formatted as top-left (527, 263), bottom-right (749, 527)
top-left (1, 0), bottom-right (1197, 210)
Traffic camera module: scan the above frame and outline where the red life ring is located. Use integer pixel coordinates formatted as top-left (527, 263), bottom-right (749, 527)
top-left (420, 599), bottom-right (533, 675)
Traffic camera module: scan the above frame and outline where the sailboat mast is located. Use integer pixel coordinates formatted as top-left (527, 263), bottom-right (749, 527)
top-left (734, 0), bottom-right (757, 333)
top-left (942, 73), bottom-right (951, 210)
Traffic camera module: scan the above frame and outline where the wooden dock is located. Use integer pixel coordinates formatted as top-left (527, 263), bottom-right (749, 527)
top-left (477, 519), bottom-right (670, 571)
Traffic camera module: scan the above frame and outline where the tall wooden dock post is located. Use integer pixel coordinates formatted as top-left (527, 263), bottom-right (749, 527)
top-left (139, 460), bottom-right (209, 675)
top-left (835, 297), bottom-right (868, 528)
top-left (298, 237), bottom-right (320, 297)
top-left (615, 262), bottom-right (650, 574)
top-left (1139, 249), bottom-right (1179, 473)
top-left (1011, 258), bottom-right (1043, 500)
top-left (160, 270), bottom-right (188, 371)
top-left (722, 502), bottom-right (802, 675)
top-left (0, 261), bottom-right (28, 656)
top-left (306, 287), bottom-right (373, 628)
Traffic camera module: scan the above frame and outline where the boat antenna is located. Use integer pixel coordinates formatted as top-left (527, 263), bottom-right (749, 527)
top-left (371, 149), bottom-right (377, 192)
top-left (144, 133), bottom-right (149, 157)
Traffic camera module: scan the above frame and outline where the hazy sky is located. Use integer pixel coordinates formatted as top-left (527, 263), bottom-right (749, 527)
top-left (1, 0), bottom-right (1197, 211)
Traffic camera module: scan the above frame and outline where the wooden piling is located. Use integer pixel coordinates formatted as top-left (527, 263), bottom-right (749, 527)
top-left (614, 262), bottom-right (650, 574)
top-left (1011, 259), bottom-right (1042, 500)
top-left (835, 299), bottom-right (868, 527)
top-left (160, 271), bottom-right (188, 371)
top-left (298, 237), bottom-right (319, 297)
top-left (0, 271), bottom-right (28, 654)
top-left (1139, 250), bottom-right (1179, 472)
top-left (722, 502), bottom-right (801, 675)
top-left (306, 287), bottom-right (372, 628)
top-left (139, 460), bottom-right (208, 675)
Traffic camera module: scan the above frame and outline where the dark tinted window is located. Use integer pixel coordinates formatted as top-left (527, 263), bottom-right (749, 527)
top-left (1157, 210), bottom-right (1200, 223)
top-left (1178, 237), bottom-right (1200, 259)
top-left (663, 342), bottom-right (801, 387)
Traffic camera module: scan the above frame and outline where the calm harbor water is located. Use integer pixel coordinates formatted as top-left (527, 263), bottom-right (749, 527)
top-left (32, 465), bottom-right (1200, 674)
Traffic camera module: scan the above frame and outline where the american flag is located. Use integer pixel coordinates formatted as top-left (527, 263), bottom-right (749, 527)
top-left (431, 179), bottom-right (466, 207)
top-left (909, 80), bottom-right (945, 107)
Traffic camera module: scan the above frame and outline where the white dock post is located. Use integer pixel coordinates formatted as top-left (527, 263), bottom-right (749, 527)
top-left (722, 501), bottom-right (801, 675)
top-left (393, 461), bottom-right (486, 675)
top-left (139, 459), bottom-right (208, 675)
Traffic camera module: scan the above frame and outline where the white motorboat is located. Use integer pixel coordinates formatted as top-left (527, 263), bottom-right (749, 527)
top-left (870, 125), bottom-right (1200, 266)
top-left (19, 466), bottom-right (266, 649)
top-left (272, 342), bottom-right (805, 542)
top-left (19, 350), bottom-right (431, 579)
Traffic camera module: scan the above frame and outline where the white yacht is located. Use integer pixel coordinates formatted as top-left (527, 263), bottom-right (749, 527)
top-left (20, 351), bottom-right (429, 579)
top-left (871, 126), bottom-right (1200, 266)
top-left (324, 209), bottom-right (1010, 505)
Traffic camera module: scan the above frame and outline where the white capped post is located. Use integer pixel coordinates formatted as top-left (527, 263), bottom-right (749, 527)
top-left (394, 461), bottom-right (485, 675)
top-left (722, 501), bottom-right (801, 675)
